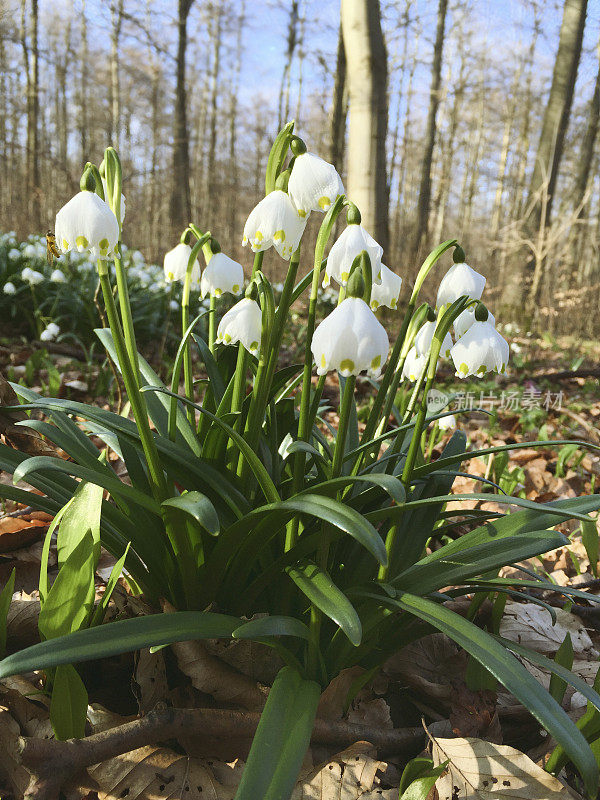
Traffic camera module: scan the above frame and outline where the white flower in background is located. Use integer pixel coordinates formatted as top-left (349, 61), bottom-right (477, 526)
top-left (50, 269), bottom-right (67, 283)
top-left (454, 307), bottom-right (496, 339)
top-left (55, 191), bottom-right (119, 259)
top-left (311, 297), bottom-right (389, 378)
top-left (438, 414), bottom-right (456, 431)
top-left (149, 282), bottom-right (162, 293)
top-left (200, 253), bottom-right (244, 298)
top-left (3, 282), bottom-right (16, 295)
top-left (288, 152), bottom-right (344, 217)
top-left (324, 225), bottom-right (383, 288)
top-left (415, 321), bottom-right (453, 359)
top-left (132, 250), bottom-right (145, 264)
top-left (101, 177), bottom-right (126, 224)
top-left (370, 264), bottom-right (402, 311)
top-left (40, 322), bottom-right (60, 342)
top-left (242, 190), bottom-right (307, 260)
top-left (273, 282), bottom-right (284, 294)
top-left (163, 243), bottom-right (200, 284)
top-left (22, 267), bottom-right (44, 285)
top-left (216, 297), bottom-right (262, 356)
top-left (401, 346), bottom-right (427, 382)
top-left (8, 248), bottom-right (20, 260)
top-left (436, 262), bottom-right (486, 309)
top-left (450, 319), bottom-right (509, 378)
top-left (169, 299), bottom-right (179, 312)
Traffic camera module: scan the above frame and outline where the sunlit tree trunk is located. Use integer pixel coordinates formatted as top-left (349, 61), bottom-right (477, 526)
top-left (329, 24), bottom-right (347, 174)
top-left (341, 0), bottom-right (389, 251)
top-left (109, 0), bottom-right (124, 148)
top-left (171, 0), bottom-right (194, 233)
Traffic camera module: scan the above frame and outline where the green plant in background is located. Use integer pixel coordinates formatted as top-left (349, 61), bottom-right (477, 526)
top-left (1, 125), bottom-right (600, 798)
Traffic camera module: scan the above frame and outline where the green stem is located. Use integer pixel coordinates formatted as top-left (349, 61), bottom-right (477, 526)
top-left (113, 248), bottom-right (140, 384)
top-left (208, 294), bottom-right (216, 352)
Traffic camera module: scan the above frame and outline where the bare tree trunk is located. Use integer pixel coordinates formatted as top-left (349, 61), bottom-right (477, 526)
top-left (109, 0), bottom-right (125, 148)
top-left (228, 0), bottom-right (246, 243)
top-left (171, 0), bottom-right (194, 234)
top-left (341, 0), bottom-right (389, 251)
top-left (329, 24), bottom-right (347, 173)
top-left (21, 0), bottom-right (40, 228)
top-left (409, 0), bottom-right (447, 262)
top-left (206, 0), bottom-right (223, 216)
top-left (78, 0), bottom-right (89, 163)
top-left (572, 39), bottom-right (600, 215)
top-left (278, 1), bottom-right (299, 129)
top-left (294, 3), bottom-right (306, 125)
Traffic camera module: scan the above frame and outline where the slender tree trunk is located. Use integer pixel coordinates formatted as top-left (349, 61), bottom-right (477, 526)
top-left (228, 0), bottom-right (246, 243)
top-left (329, 24), bottom-right (347, 173)
top-left (409, 0), bottom-right (447, 262)
top-left (341, 0), bottom-right (389, 251)
top-left (206, 0), bottom-right (223, 215)
top-left (278, 1), bottom-right (299, 129)
top-left (171, 0), bottom-right (194, 234)
top-left (294, 4), bottom-right (306, 125)
top-left (78, 0), bottom-right (89, 163)
top-left (109, 0), bottom-right (124, 148)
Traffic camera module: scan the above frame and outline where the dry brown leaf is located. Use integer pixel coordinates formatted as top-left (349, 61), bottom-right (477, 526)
top-left (449, 686), bottom-right (501, 743)
top-left (384, 633), bottom-right (466, 703)
top-left (6, 591), bottom-right (41, 649)
top-left (0, 517), bottom-right (47, 552)
top-left (0, 706), bottom-right (30, 799)
top-left (292, 742), bottom-right (396, 799)
top-left (347, 697), bottom-right (393, 730)
top-left (431, 735), bottom-right (573, 799)
top-left (132, 649), bottom-right (169, 715)
top-left (317, 667), bottom-right (364, 721)
top-left (499, 602), bottom-right (598, 658)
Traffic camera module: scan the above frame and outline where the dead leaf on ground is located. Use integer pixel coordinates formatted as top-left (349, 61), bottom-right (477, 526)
top-left (384, 633), bottom-right (467, 704)
top-left (431, 735), bottom-right (576, 799)
top-left (293, 742), bottom-right (396, 799)
top-left (132, 649), bottom-right (168, 715)
top-left (0, 517), bottom-right (47, 552)
top-left (0, 706), bottom-right (30, 799)
top-left (449, 685), bottom-right (502, 743)
top-left (499, 602), bottom-right (598, 658)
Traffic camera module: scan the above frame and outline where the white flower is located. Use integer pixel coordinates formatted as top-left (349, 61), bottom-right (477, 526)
top-left (450, 320), bottom-right (509, 378)
top-left (436, 262), bottom-right (486, 309)
top-left (324, 225), bottom-right (383, 288)
top-left (216, 298), bottom-right (262, 356)
top-left (22, 268), bottom-right (44, 285)
top-left (8, 248), bottom-right (20, 260)
top-left (370, 264), bottom-right (402, 311)
top-left (132, 250), bottom-right (145, 264)
top-left (50, 269), bottom-right (67, 283)
top-left (3, 282), bottom-right (16, 295)
top-left (201, 253), bottom-right (244, 298)
top-left (311, 297), bottom-right (389, 378)
top-left (288, 152), bottom-right (344, 217)
top-left (438, 414), bottom-right (456, 431)
top-left (414, 321), bottom-right (453, 359)
top-left (101, 177), bottom-right (126, 224)
top-left (401, 346), bottom-right (427, 382)
top-left (40, 322), bottom-right (60, 342)
top-left (55, 191), bottom-right (119, 259)
top-left (163, 243), bottom-right (200, 284)
top-left (23, 244), bottom-right (39, 259)
top-left (169, 299), bottom-right (179, 312)
top-left (453, 307), bottom-right (496, 339)
top-left (242, 190), bottom-right (307, 260)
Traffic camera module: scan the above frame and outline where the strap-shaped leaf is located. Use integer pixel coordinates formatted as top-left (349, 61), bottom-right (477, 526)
top-left (233, 616), bottom-right (310, 640)
top-left (0, 611), bottom-right (241, 678)
top-left (162, 491), bottom-right (220, 536)
top-left (233, 665), bottom-right (320, 800)
top-left (389, 592), bottom-right (599, 796)
top-left (287, 560), bottom-right (362, 646)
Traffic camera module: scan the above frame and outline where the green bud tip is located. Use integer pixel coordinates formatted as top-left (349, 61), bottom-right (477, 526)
top-left (99, 159), bottom-right (106, 177)
top-left (346, 250), bottom-right (371, 302)
top-left (210, 237), bottom-right (222, 254)
top-left (290, 136), bottom-right (307, 157)
top-left (180, 228), bottom-right (192, 245)
top-left (346, 203), bottom-right (361, 226)
top-left (453, 245), bottom-right (465, 263)
top-left (245, 281), bottom-right (259, 301)
top-left (80, 168), bottom-right (96, 192)
top-left (275, 169), bottom-right (291, 192)
top-left (474, 302), bottom-right (489, 322)
top-left (426, 305), bottom-right (436, 322)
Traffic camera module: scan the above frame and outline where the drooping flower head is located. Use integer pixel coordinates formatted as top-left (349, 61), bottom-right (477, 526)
top-left (201, 252), bottom-right (244, 299)
top-left (242, 190), bottom-right (307, 260)
top-left (40, 322), bottom-right (60, 342)
top-left (50, 269), bottom-right (67, 283)
top-left (311, 296), bottom-right (389, 379)
top-left (55, 190), bottom-right (119, 260)
top-left (453, 306), bottom-right (496, 339)
top-left (164, 243), bottom-right (200, 285)
top-left (450, 307), bottom-right (509, 378)
top-left (436, 261), bottom-right (486, 309)
top-left (21, 267), bottom-right (44, 285)
top-left (438, 414), bottom-right (457, 431)
top-left (216, 297), bottom-right (262, 357)
top-left (287, 139), bottom-right (344, 217)
top-left (324, 223), bottom-right (383, 288)
top-left (401, 346), bottom-right (427, 382)
top-left (414, 320), bottom-right (453, 359)
top-left (370, 264), bottom-right (402, 311)
top-left (3, 282), bottom-right (16, 295)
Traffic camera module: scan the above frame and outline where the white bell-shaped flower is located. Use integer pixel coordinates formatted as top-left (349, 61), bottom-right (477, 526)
top-left (3, 282), bottom-right (16, 295)
top-left (216, 297), bottom-right (262, 356)
top-left (401, 346), bottom-right (427, 382)
top-left (242, 190), bottom-right (307, 260)
top-left (101, 177), bottom-right (126, 224)
top-left (40, 322), bottom-right (60, 342)
top-left (438, 414), bottom-right (456, 431)
top-left (163, 243), bottom-right (200, 285)
top-left (311, 297), bottom-right (389, 379)
top-left (414, 321), bottom-right (453, 358)
top-left (450, 320), bottom-right (509, 378)
top-left (50, 269), bottom-right (67, 283)
top-left (370, 264), bottom-right (402, 311)
top-left (454, 307), bottom-right (496, 339)
top-left (436, 262), bottom-right (486, 309)
top-left (288, 152), bottom-right (344, 217)
top-left (55, 191), bottom-right (119, 260)
top-left (324, 225), bottom-right (383, 288)
top-left (201, 253), bottom-right (244, 299)
top-left (22, 267), bottom-right (44, 285)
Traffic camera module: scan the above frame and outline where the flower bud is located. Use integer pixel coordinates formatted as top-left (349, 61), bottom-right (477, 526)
top-left (163, 243), bottom-right (200, 284)
top-left (216, 297), bottom-right (262, 356)
top-left (288, 152), bottom-right (344, 217)
top-left (201, 252), bottom-right (244, 299)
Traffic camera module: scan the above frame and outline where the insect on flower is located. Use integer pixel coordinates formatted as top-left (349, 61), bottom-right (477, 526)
top-left (46, 231), bottom-right (61, 266)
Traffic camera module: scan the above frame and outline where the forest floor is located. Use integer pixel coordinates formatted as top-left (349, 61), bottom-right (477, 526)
top-left (0, 330), bottom-right (599, 799)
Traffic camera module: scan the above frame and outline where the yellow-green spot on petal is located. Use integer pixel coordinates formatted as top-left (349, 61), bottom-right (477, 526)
top-left (341, 271), bottom-right (349, 283)
top-left (254, 231), bottom-right (263, 243)
top-left (318, 196), bottom-right (331, 210)
top-left (249, 341), bottom-right (259, 351)
top-left (298, 209), bottom-right (307, 218)
top-left (273, 229), bottom-right (285, 242)
top-left (232, 284), bottom-right (240, 293)
top-left (477, 365), bottom-right (487, 376)
top-left (391, 298), bottom-right (397, 309)
top-left (76, 235), bottom-right (89, 250)
top-left (371, 355), bottom-right (381, 370)
top-left (339, 359), bottom-right (354, 374)
top-left (214, 288), bottom-right (222, 297)
top-left (167, 271), bottom-right (174, 281)
top-left (62, 238), bottom-right (69, 250)
top-left (459, 362), bottom-right (469, 376)
top-left (371, 300), bottom-right (379, 310)
top-left (320, 354), bottom-right (326, 368)
top-left (98, 238), bottom-right (109, 252)
top-left (224, 333), bottom-right (232, 344)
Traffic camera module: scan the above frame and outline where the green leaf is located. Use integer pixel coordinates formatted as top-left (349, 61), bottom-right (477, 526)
top-left (0, 568), bottom-right (15, 657)
top-left (0, 611), bottom-right (241, 678)
top-left (56, 480), bottom-right (103, 569)
top-left (581, 517), bottom-right (599, 578)
top-left (549, 633), bottom-right (574, 704)
top-left (390, 592), bottom-right (599, 796)
top-left (90, 543), bottom-right (130, 627)
top-left (287, 561), bottom-right (362, 646)
top-left (399, 760), bottom-right (448, 800)
top-left (162, 492), bottom-right (220, 536)
top-left (193, 334), bottom-right (226, 403)
top-left (233, 666), bottom-right (320, 800)
top-left (50, 664), bottom-right (88, 740)
top-left (264, 121), bottom-right (294, 194)
top-left (233, 616), bottom-right (310, 641)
